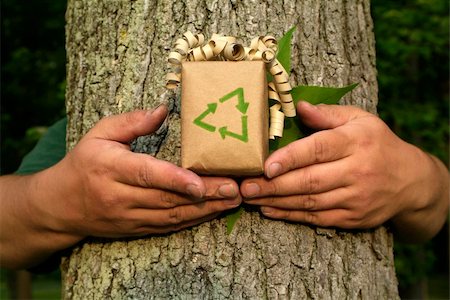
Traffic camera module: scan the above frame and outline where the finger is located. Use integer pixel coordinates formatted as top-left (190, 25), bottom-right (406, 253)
top-left (243, 187), bottom-right (351, 211)
top-left (114, 152), bottom-right (206, 198)
top-left (201, 177), bottom-right (240, 199)
top-left (92, 212), bottom-right (222, 237)
top-left (87, 105), bottom-right (168, 143)
top-left (123, 178), bottom-right (240, 209)
top-left (117, 184), bottom-right (203, 209)
top-left (297, 101), bottom-right (369, 130)
top-left (241, 159), bottom-right (349, 197)
top-left (259, 207), bottom-right (357, 228)
top-left (116, 152), bottom-right (240, 199)
top-left (130, 197), bottom-right (241, 227)
top-left (264, 128), bottom-right (353, 178)
top-left (133, 212), bottom-right (222, 236)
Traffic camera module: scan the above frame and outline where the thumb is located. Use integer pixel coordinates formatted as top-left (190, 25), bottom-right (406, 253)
top-left (297, 101), bottom-right (368, 130)
top-left (88, 105), bottom-right (168, 143)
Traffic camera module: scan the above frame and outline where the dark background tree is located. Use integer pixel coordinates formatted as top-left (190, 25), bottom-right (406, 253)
top-left (1, 0), bottom-right (448, 298)
top-left (372, 0), bottom-right (449, 298)
top-left (1, 0), bottom-right (66, 175)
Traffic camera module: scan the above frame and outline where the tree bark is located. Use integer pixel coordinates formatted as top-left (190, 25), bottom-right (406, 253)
top-left (62, 0), bottom-right (399, 299)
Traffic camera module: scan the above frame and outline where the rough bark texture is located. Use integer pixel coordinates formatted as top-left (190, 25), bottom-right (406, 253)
top-left (62, 0), bottom-right (399, 299)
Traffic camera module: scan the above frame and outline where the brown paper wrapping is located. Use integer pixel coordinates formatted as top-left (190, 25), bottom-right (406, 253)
top-left (181, 61), bottom-right (268, 176)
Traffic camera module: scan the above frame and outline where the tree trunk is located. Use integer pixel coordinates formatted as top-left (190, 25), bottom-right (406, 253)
top-left (62, 0), bottom-right (399, 299)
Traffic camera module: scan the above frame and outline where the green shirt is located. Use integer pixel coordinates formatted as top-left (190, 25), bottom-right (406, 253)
top-left (16, 118), bottom-right (67, 175)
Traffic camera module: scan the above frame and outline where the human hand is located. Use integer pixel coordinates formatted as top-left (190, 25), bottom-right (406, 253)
top-left (35, 106), bottom-right (241, 241)
top-left (1, 106), bottom-right (242, 269)
top-left (240, 101), bottom-right (448, 241)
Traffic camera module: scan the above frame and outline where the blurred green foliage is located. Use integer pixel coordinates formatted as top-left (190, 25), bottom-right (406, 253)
top-left (0, 0), bottom-right (448, 297)
top-left (1, 0), bottom-right (67, 175)
top-left (373, 0), bottom-right (449, 165)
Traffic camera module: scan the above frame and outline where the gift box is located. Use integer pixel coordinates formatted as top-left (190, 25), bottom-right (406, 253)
top-left (181, 61), bottom-right (268, 176)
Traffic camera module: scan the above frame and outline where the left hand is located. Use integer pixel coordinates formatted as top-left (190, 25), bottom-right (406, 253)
top-left (240, 101), bottom-right (448, 240)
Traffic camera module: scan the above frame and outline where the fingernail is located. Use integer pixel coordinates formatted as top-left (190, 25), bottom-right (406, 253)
top-left (244, 182), bottom-right (260, 198)
top-left (302, 101), bottom-right (317, 109)
top-left (260, 207), bottom-right (273, 216)
top-left (226, 198), bottom-right (241, 208)
top-left (218, 183), bottom-right (237, 198)
top-left (187, 184), bottom-right (203, 198)
top-left (147, 104), bottom-right (167, 117)
top-left (267, 163), bottom-right (282, 178)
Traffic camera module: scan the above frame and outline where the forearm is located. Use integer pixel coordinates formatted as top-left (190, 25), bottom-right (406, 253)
top-left (391, 150), bottom-right (449, 243)
top-left (0, 171), bottom-right (83, 269)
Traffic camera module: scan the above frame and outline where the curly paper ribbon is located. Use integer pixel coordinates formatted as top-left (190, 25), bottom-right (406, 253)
top-left (166, 31), bottom-right (296, 139)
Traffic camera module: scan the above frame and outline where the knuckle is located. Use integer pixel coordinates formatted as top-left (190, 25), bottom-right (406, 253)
top-left (302, 194), bottom-right (316, 210)
top-left (267, 180), bottom-right (280, 195)
top-left (167, 208), bottom-right (184, 225)
top-left (303, 169), bottom-right (320, 194)
top-left (304, 211), bottom-right (318, 225)
top-left (313, 135), bottom-right (328, 163)
top-left (284, 142), bottom-right (301, 170)
top-left (159, 191), bottom-right (177, 209)
top-left (137, 162), bottom-right (155, 188)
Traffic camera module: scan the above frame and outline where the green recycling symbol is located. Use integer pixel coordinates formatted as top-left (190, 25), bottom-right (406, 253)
top-left (193, 87), bottom-right (249, 143)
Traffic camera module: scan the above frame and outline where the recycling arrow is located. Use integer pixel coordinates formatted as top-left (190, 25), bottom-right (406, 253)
top-left (193, 87), bottom-right (250, 143)
top-left (219, 87), bottom-right (249, 114)
top-left (219, 115), bottom-right (248, 142)
top-left (193, 102), bottom-right (217, 132)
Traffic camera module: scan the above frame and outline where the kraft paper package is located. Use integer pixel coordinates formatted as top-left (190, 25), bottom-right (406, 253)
top-left (181, 61), bottom-right (268, 176)
top-left (166, 31), bottom-right (295, 176)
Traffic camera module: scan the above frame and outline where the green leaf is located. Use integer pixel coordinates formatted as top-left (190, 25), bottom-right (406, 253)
top-left (226, 207), bottom-right (244, 234)
top-left (291, 83), bottom-right (358, 105)
top-left (276, 26), bottom-right (296, 75)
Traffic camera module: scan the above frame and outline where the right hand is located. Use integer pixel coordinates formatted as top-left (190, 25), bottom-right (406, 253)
top-left (35, 105), bottom-right (241, 240)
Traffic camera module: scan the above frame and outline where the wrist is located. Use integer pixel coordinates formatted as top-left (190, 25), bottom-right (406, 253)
top-left (26, 164), bottom-right (85, 251)
top-left (0, 170), bottom-right (84, 269)
top-left (391, 146), bottom-right (449, 242)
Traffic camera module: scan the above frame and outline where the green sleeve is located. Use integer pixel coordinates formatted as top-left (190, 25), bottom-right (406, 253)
top-left (16, 118), bottom-right (67, 175)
